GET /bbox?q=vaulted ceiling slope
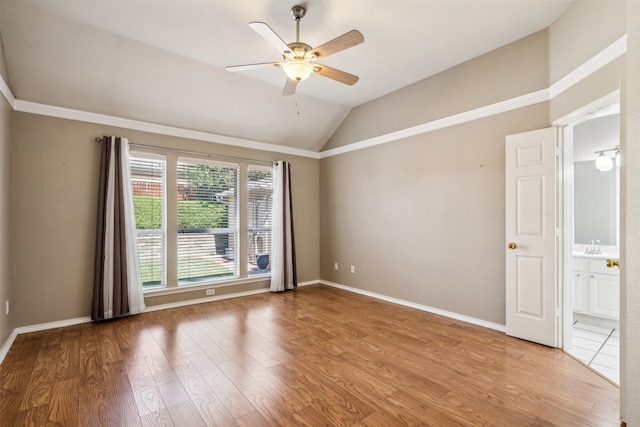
[0,1,573,152]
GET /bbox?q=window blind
[177,159,239,284]
[247,166,273,275]
[130,154,166,287]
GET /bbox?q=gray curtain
[270,161,297,292]
[92,136,145,320]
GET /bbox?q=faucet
[585,240,602,254]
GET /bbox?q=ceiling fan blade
[313,65,359,86]
[249,22,291,54]
[225,62,281,72]
[282,78,298,96]
[310,30,364,59]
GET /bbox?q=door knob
[606,259,619,268]
[508,242,517,249]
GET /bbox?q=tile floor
[568,320,619,384]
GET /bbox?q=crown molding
[13,100,320,159]
[549,35,627,99]
[0,74,15,109]
[0,36,626,161]
[319,88,550,159]
[320,35,627,159]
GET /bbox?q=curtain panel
[92,136,146,320]
[270,161,297,292]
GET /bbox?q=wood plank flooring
[0,284,619,426]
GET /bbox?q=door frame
[551,90,620,352]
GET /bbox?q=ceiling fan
[225,5,364,96]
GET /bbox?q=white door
[505,128,558,347]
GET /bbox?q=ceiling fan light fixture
[283,59,313,81]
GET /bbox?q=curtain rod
[95,137,276,166]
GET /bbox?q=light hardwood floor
[0,284,619,426]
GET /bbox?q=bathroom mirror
[573,113,620,246]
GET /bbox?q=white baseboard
[144,287,271,312]
[7,279,481,365]
[297,280,318,287]
[143,279,318,312]
[0,329,18,365]
[0,316,93,365]
[14,316,94,335]
[0,282,314,364]
[319,280,506,333]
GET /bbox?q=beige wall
[319,1,626,327]
[321,103,549,324]
[0,95,12,346]
[0,5,10,86]
[621,0,640,423]
[550,57,624,122]
[549,0,626,85]
[320,31,551,325]
[12,113,319,327]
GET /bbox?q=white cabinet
[572,271,586,313]
[573,256,619,320]
[589,274,620,318]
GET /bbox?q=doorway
[557,93,621,385]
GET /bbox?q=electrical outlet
[206,289,216,296]
[5,300,8,316]
[350,265,355,274]
[334,262,339,270]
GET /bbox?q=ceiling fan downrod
[291,5,305,43]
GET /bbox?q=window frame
[129,151,167,290]
[176,157,240,285]
[129,150,272,294]
[247,165,274,277]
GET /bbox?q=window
[129,151,271,291]
[177,159,239,284]
[130,154,166,288]
[247,166,273,275]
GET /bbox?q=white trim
[0,280,319,364]
[0,329,18,365]
[143,287,270,312]
[552,90,620,127]
[319,280,506,332]
[13,100,320,160]
[0,76,16,109]
[145,277,320,306]
[319,89,549,159]
[15,316,93,335]
[549,36,627,99]
[320,36,627,159]
[143,277,271,298]
[297,280,318,287]
[0,36,626,161]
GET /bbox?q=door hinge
[555,146,562,158]
[555,307,562,318]
[556,227,562,237]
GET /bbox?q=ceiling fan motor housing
[291,5,306,21]
[286,42,314,60]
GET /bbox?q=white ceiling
[0,0,574,152]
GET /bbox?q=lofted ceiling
[0,0,573,152]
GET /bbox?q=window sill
[143,275,271,298]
